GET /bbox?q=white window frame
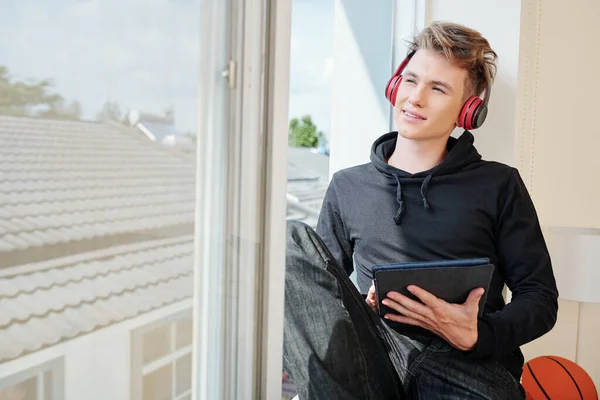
[0,358,64,400]
[194,0,291,398]
[257,1,293,397]
[131,310,194,400]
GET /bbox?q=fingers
[367,299,379,313]
[368,280,376,294]
[383,313,433,332]
[366,280,379,312]
[406,285,441,308]
[466,287,485,303]
[382,298,429,324]
[465,287,485,313]
[386,291,433,320]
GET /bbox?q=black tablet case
[373,258,495,318]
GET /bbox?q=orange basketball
[522,356,598,400]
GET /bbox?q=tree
[38,99,82,120]
[184,131,197,144]
[0,65,81,120]
[288,115,325,147]
[121,109,132,127]
[96,100,123,122]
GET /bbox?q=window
[132,312,193,400]
[283,0,335,398]
[0,359,63,400]
[1,0,292,397]
[1,1,202,398]
[285,0,334,230]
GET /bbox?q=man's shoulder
[331,162,375,183]
[324,163,377,203]
[471,159,516,183]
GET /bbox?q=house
[128,111,193,148]
[0,114,329,400]
[0,115,197,400]
[286,146,330,229]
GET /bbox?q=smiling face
[393,49,468,142]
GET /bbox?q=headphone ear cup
[472,104,488,130]
[386,76,402,105]
[458,96,483,130]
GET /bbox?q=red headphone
[385,51,490,130]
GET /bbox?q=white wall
[514,0,600,390]
[0,300,191,400]
[65,328,131,400]
[329,0,394,177]
[425,0,521,167]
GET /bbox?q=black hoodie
[316,130,559,380]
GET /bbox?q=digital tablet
[373,258,494,318]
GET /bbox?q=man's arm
[316,175,354,276]
[469,168,559,360]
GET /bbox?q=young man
[283,21,558,399]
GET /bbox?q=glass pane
[284,1,334,398]
[44,371,53,400]
[143,325,172,365]
[0,1,204,399]
[175,354,192,395]
[286,0,333,228]
[142,365,172,400]
[175,319,193,349]
[0,377,37,400]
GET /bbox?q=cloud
[291,37,303,54]
[1,0,202,132]
[1,0,333,135]
[288,0,334,135]
[322,57,334,80]
[69,1,102,17]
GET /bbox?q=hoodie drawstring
[421,174,432,210]
[393,174,404,225]
[393,174,432,225]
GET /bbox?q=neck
[387,134,449,174]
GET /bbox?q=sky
[0,0,334,136]
[289,0,334,137]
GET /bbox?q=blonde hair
[407,21,498,99]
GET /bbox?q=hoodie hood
[369,131,482,225]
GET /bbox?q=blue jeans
[283,220,526,400]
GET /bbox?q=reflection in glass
[175,354,192,396]
[0,377,37,400]
[143,365,172,400]
[0,1,200,399]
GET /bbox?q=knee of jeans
[287,219,310,233]
[286,219,314,245]
[286,220,322,271]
